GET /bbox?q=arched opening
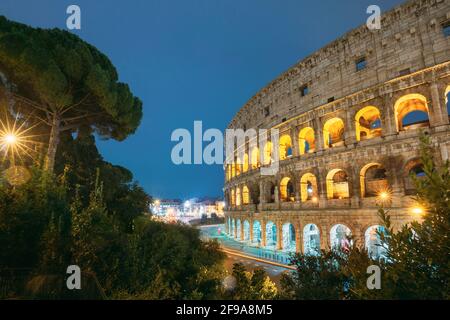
[298,127,315,154]
[265,221,277,249]
[360,163,389,198]
[404,159,425,195]
[227,217,231,235]
[231,219,235,237]
[280,177,295,202]
[250,147,260,169]
[263,141,273,165]
[394,94,430,132]
[303,224,320,255]
[279,134,293,160]
[231,189,235,206]
[330,224,352,250]
[242,185,250,205]
[243,220,250,241]
[235,156,241,176]
[231,163,236,178]
[265,181,276,203]
[226,165,231,181]
[242,153,249,173]
[323,118,345,148]
[326,169,350,199]
[236,219,241,240]
[365,225,388,259]
[282,223,296,252]
[300,173,318,202]
[235,187,241,206]
[355,106,382,141]
[252,221,262,245]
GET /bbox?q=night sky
[0,0,406,199]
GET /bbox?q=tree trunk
[45,113,61,173]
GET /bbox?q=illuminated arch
[303,224,320,255]
[282,223,296,252]
[252,221,262,245]
[235,156,241,176]
[242,153,249,172]
[298,127,315,155]
[243,220,250,241]
[300,173,318,202]
[360,163,388,198]
[404,159,425,195]
[394,94,429,131]
[231,163,236,178]
[263,141,273,165]
[280,177,295,202]
[279,134,293,160]
[330,224,352,250]
[242,185,250,205]
[250,147,260,169]
[355,106,382,141]
[231,189,235,206]
[326,169,349,199]
[226,165,231,181]
[235,187,241,206]
[365,225,388,259]
[323,118,345,148]
[265,181,276,203]
[265,221,277,249]
[236,219,241,240]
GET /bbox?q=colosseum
[223,0,450,259]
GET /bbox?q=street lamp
[411,206,424,217]
[3,133,17,145]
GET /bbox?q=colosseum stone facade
[223,0,450,258]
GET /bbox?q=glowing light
[378,191,389,200]
[411,206,424,216]
[0,115,39,165]
[4,134,17,145]
[312,196,318,203]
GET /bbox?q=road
[198,224,293,287]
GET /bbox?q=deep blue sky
[0,0,404,199]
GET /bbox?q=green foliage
[0,169,71,269]
[56,131,150,233]
[225,263,277,300]
[0,168,226,299]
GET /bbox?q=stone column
[234,220,237,238]
[317,169,328,208]
[295,222,303,253]
[314,117,324,151]
[240,221,245,240]
[259,180,265,205]
[430,81,449,126]
[320,224,329,250]
[249,220,254,243]
[349,167,361,208]
[276,221,283,251]
[291,125,300,157]
[261,220,267,247]
[382,94,397,137]
[344,108,357,145]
